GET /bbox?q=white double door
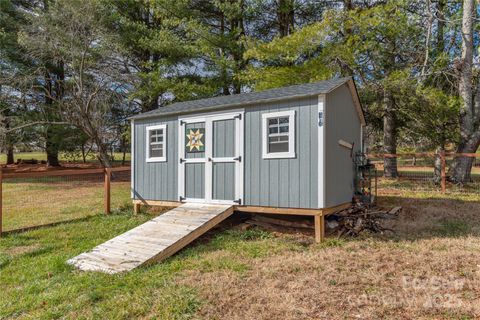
[178,111,244,204]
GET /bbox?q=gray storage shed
[130,77,365,214]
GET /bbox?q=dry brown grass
[175,193,480,319]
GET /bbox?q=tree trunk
[46,126,61,167]
[44,70,61,167]
[97,150,112,168]
[6,146,14,165]
[81,143,86,163]
[433,146,444,185]
[94,138,112,168]
[449,138,479,183]
[46,147,60,166]
[277,0,295,37]
[450,0,480,183]
[383,92,398,178]
[4,113,15,165]
[436,0,445,54]
[121,133,127,166]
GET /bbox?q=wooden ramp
[67,203,234,274]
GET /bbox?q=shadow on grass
[141,194,480,264]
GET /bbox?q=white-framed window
[262,110,295,159]
[146,124,167,162]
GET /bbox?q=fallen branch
[329,203,401,237]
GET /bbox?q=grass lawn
[1,187,480,319]
[2,178,131,231]
[378,177,480,195]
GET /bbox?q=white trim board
[178,108,245,121]
[145,124,167,162]
[130,119,135,199]
[261,110,296,159]
[177,111,244,205]
[317,94,326,208]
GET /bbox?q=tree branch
[4,121,71,133]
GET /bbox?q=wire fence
[1,153,477,235]
[367,153,480,194]
[0,167,131,235]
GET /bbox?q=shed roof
[131,77,365,124]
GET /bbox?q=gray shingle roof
[131,77,352,120]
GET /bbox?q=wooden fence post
[0,168,3,237]
[440,150,446,193]
[104,168,111,214]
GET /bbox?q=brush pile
[328,204,401,237]
[243,203,401,238]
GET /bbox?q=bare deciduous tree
[21,0,129,167]
[449,0,480,183]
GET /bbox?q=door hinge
[234,114,242,120]
[180,120,186,125]
[233,156,241,162]
[179,158,185,164]
[179,196,185,201]
[233,198,242,205]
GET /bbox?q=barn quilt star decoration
[185,128,205,152]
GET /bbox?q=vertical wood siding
[134,96,324,208]
[212,162,235,200]
[212,118,236,200]
[185,163,205,198]
[244,97,318,209]
[324,84,361,207]
[133,116,178,201]
[213,119,235,157]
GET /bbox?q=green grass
[0,212,199,319]
[2,176,480,318]
[0,152,131,164]
[2,179,131,231]
[377,178,480,202]
[436,220,471,237]
[0,210,299,319]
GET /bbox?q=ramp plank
[68,203,233,273]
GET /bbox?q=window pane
[279,117,289,124]
[269,127,278,134]
[150,146,163,158]
[268,136,279,143]
[150,129,163,142]
[279,125,289,133]
[149,128,165,158]
[268,142,289,153]
[268,118,278,125]
[269,135,288,143]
